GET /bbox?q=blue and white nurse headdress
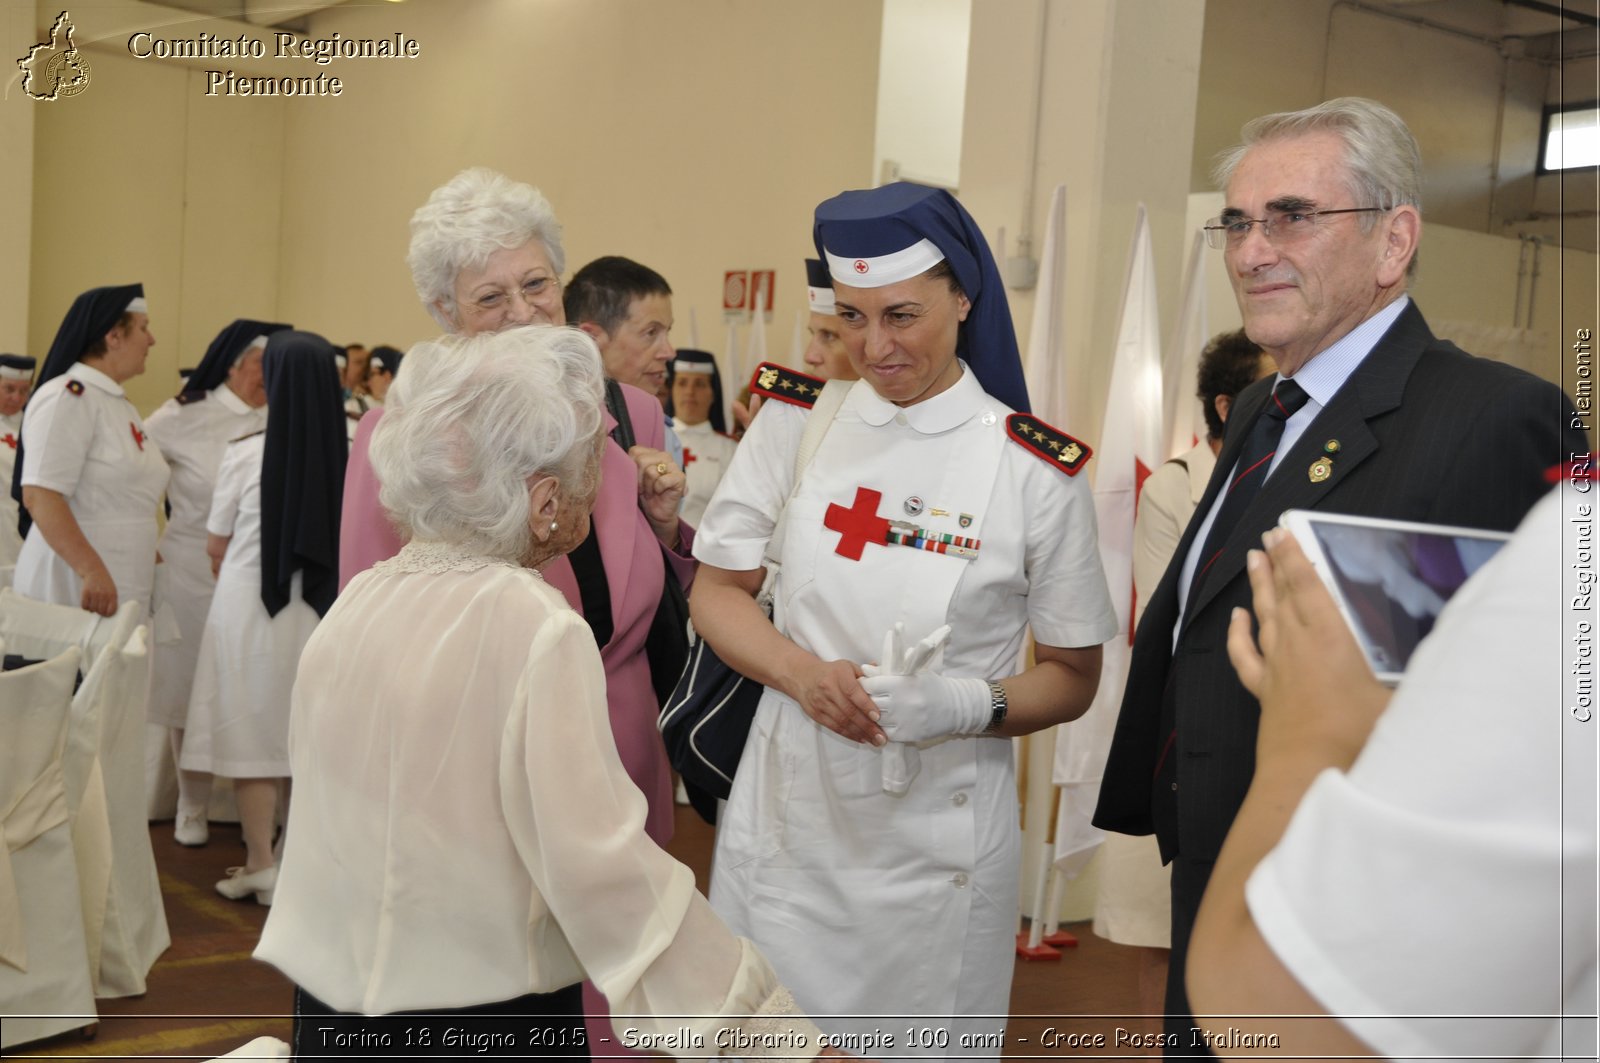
[813,182,1029,413]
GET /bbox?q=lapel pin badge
[1309,456,1333,483]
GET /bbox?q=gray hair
[407,168,567,331]
[1213,97,1422,220]
[370,325,604,561]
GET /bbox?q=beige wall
[276,0,882,375]
[1193,0,1555,241]
[25,0,882,413]
[1,5,38,356]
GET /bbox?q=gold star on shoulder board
[748,361,825,409]
[1005,413,1092,476]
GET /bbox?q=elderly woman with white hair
[258,325,830,1059]
[337,169,692,1047]
[340,169,689,846]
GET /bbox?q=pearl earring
[550,521,558,532]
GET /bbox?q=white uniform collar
[852,359,987,434]
[216,383,254,415]
[672,416,716,435]
[67,360,124,397]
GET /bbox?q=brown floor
[13,807,1158,1060]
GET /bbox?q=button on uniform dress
[693,365,1116,1053]
[14,362,169,615]
[143,385,268,729]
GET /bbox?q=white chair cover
[0,590,170,997]
[0,645,97,1049]
[208,1035,291,1059]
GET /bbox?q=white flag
[1020,190,1068,423]
[789,309,807,369]
[685,306,702,351]
[724,320,742,428]
[1052,204,1165,874]
[1162,229,1209,459]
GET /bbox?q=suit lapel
[1182,302,1431,630]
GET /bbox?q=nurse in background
[145,320,286,847]
[0,353,37,570]
[183,330,347,905]
[361,346,403,408]
[665,349,736,527]
[730,259,858,439]
[12,284,168,618]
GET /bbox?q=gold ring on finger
[655,462,668,475]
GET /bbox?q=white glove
[862,623,953,793]
[861,671,990,745]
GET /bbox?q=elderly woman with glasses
[690,183,1117,1056]
[258,326,831,1059]
[337,167,692,1044]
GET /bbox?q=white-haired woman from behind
[257,326,834,1060]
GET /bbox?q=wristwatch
[984,681,1008,735]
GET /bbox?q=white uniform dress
[0,409,23,570]
[181,434,320,778]
[14,362,169,615]
[672,416,738,527]
[693,365,1117,1055]
[143,385,267,728]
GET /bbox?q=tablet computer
[1278,509,1512,685]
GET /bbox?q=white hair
[371,325,604,561]
[407,168,566,331]
[1213,97,1423,217]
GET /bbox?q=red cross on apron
[823,486,890,561]
[682,447,697,467]
[130,423,145,450]
[1,433,16,450]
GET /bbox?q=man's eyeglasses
[1203,207,1388,250]
[464,275,561,317]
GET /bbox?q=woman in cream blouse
[256,325,831,1060]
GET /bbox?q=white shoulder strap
[764,379,851,569]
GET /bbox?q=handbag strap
[763,378,851,571]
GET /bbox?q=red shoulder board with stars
[749,361,824,408]
[1006,413,1091,476]
[65,380,85,396]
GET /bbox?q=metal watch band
[984,681,1008,734]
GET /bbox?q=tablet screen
[1304,519,1508,679]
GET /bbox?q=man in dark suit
[1093,97,1588,1056]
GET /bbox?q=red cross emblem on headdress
[853,259,869,274]
[1,433,16,450]
[823,486,890,561]
[130,423,145,451]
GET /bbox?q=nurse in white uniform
[0,353,37,571]
[144,320,285,845]
[666,348,738,527]
[182,329,348,905]
[691,183,1117,1057]
[13,284,169,618]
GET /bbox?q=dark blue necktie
[1188,378,1310,601]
